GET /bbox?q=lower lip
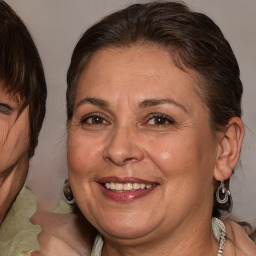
[98,184,157,202]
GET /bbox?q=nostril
[104,153,143,166]
[102,128,144,165]
[104,156,132,166]
[123,157,137,163]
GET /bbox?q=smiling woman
[66,2,256,256]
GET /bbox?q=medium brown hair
[67,1,242,216]
[0,0,47,157]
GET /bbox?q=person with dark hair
[0,1,93,255]
[0,0,47,224]
[0,0,47,253]
[66,1,256,255]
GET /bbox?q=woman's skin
[0,48,88,256]
[0,82,93,255]
[67,44,244,256]
[0,82,30,223]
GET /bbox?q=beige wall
[6,0,256,224]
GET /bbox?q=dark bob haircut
[0,0,47,157]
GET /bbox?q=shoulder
[0,187,41,255]
[224,220,256,256]
[30,210,96,256]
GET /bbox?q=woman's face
[68,45,222,242]
[0,83,30,223]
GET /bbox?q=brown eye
[147,114,174,125]
[81,114,108,125]
[90,116,105,124]
[152,117,168,125]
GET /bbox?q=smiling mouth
[98,178,158,201]
[104,182,157,192]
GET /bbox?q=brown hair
[0,0,47,157]
[66,1,242,217]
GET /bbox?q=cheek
[12,124,30,157]
[147,136,216,210]
[67,134,102,214]
[0,124,29,172]
[67,133,102,177]
[0,122,9,149]
[11,109,30,157]
[0,125,10,173]
[145,135,196,171]
[144,131,216,182]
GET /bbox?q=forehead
[76,44,201,102]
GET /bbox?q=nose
[103,125,144,166]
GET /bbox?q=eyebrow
[139,98,188,113]
[75,97,109,110]
[75,97,187,113]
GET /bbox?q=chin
[103,227,152,240]
[95,215,157,240]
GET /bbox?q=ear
[214,117,244,181]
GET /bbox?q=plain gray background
[6,0,256,225]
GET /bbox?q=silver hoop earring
[62,179,75,204]
[216,180,230,204]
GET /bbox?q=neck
[102,217,219,256]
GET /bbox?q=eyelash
[0,104,12,115]
[80,113,109,125]
[80,112,175,128]
[146,113,175,126]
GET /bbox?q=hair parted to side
[0,0,47,157]
[66,1,242,217]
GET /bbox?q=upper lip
[97,176,158,185]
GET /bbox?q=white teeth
[123,183,133,190]
[115,183,123,190]
[133,183,141,189]
[140,184,145,189]
[104,182,154,191]
[110,182,115,190]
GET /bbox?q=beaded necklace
[91,217,227,256]
[212,217,226,256]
